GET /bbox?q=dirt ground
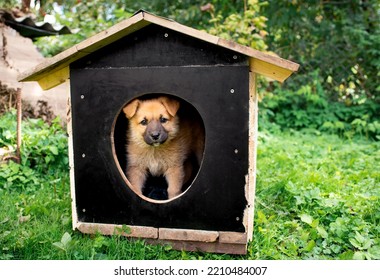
[1,23,67,121]
[0,81,56,122]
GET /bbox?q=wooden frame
[19,10,298,255]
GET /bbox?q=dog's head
[123,96,180,146]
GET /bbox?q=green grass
[251,131,380,260]
[1,111,379,260]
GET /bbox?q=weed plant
[0,111,379,260]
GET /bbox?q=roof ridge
[18,11,299,87]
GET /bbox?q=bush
[260,74,380,140]
[0,110,68,192]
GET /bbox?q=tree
[263,0,380,105]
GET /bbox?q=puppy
[123,96,204,200]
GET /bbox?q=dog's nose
[151,132,160,140]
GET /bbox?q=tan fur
[123,96,204,199]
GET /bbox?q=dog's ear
[160,97,180,117]
[123,99,140,119]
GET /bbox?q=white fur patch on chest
[147,158,166,176]
[129,147,171,176]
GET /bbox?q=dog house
[18,11,299,254]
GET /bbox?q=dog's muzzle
[144,121,168,146]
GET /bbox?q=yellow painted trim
[250,58,294,83]
[37,67,69,90]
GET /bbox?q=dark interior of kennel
[69,24,250,232]
[114,94,205,200]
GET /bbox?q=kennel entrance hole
[112,93,206,203]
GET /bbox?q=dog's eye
[140,118,148,126]
[160,117,168,124]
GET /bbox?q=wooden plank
[219,232,247,244]
[77,222,159,239]
[250,58,295,82]
[75,15,150,54]
[76,223,247,254]
[220,39,299,76]
[245,72,259,242]
[142,11,219,46]
[67,80,78,231]
[17,12,147,83]
[37,66,69,90]
[144,11,298,74]
[146,239,247,255]
[18,46,79,82]
[159,228,219,242]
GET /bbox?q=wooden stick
[16,88,22,164]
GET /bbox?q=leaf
[299,213,313,225]
[4,130,13,139]
[349,238,361,249]
[121,224,131,234]
[18,215,31,223]
[115,224,132,235]
[316,226,328,239]
[52,242,66,251]
[0,217,9,224]
[304,240,316,252]
[257,210,267,224]
[61,232,72,246]
[368,246,380,259]
[349,232,372,249]
[311,219,319,229]
[362,239,374,250]
[164,244,173,251]
[53,232,72,252]
[354,231,365,244]
[49,146,59,155]
[353,251,366,260]
[294,195,305,205]
[93,235,106,249]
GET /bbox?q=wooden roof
[18,10,299,90]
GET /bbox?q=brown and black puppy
[123,96,204,200]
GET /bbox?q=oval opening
[112,93,205,203]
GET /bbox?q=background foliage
[14,0,377,139]
[264,0,380,103]
[261,0,380,139]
